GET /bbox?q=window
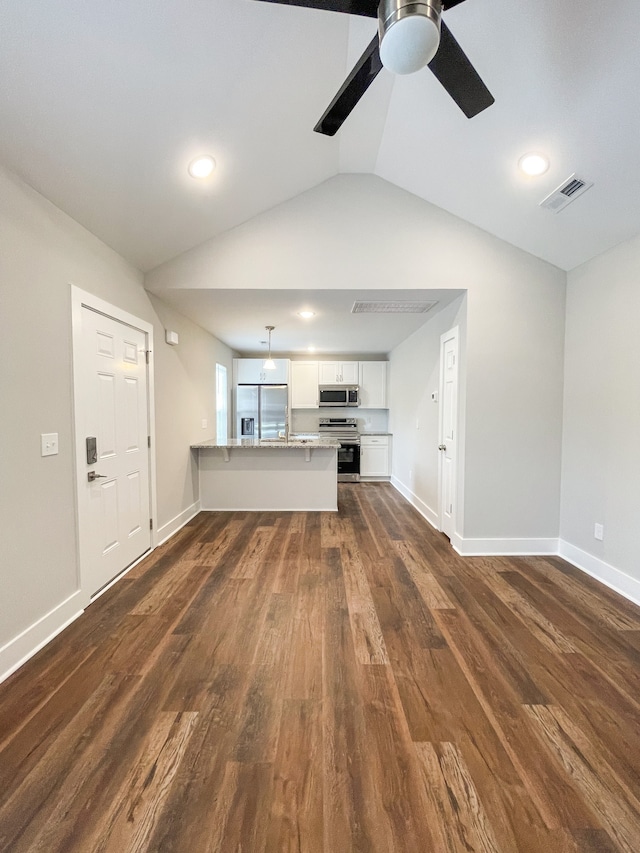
[215,363,228,443]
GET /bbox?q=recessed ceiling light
[518,152,550,177]
[188,155,216,179]
[298,311,315,319]
[307,346,316,352]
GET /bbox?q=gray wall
[149,174,567,543]
[0,166,234,663]
[560,231,640,584]
[389,296,467,527]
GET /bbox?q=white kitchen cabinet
[360,435,390,478]
[234,358,289,385]
[319,361,359,385]
[290,361,319,408]
[359,361,388,408]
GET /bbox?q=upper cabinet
[319,361,359,385]
[234,358,289,385]
[359,361,388,409]
[290,359,389,408]
[290,361,319,408]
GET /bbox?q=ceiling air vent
[540,173,594,213]
[351,301,437,314]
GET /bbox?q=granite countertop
[191,438,340,449]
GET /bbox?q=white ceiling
[152,288,464,355]
[2,0,640,350]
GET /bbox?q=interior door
[78,306,151,595]
[438,327,459,539]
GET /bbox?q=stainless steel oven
[319,417,360,482]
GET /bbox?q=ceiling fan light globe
[379,4,441,75]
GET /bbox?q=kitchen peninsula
[191,438,340,511]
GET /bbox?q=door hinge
[145,350,151,364]
[147,435,151,449]
[150,518,153,530]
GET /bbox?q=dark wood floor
[1,484,640,852]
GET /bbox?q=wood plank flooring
[1,483,639,852]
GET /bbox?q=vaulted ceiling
[2,0,639,278]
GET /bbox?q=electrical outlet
[594,523,604,541]
[41,433,59,457]
[201,419,208,429]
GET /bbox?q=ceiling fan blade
[253,0,377,17]
[314,35,382,136]
[428,21,494,118]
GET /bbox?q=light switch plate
[594,523,604,541]
[201,419,208,429]
[41,433,59,457]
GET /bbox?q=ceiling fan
[254,0,494,135]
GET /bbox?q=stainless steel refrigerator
[235,385,288,439]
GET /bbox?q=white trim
[70,285,157,602]
[452,535,559,556]
[157,500,201,546]
[559,540,640,607]
[391,476,439,530]
[0,591,84,685]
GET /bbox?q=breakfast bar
[191,438,339,511]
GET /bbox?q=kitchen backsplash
[291,408,389,434]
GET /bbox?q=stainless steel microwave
[319,385,359,407]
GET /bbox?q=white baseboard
[390,476,439,530]
[156,500,201,546]
[451,535,559,556]
[0,590,84,685]
[559,539,640,607]
[200,504,337,512]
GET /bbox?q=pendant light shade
[263,325,276,370]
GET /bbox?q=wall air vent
[540,173,594,213]
[351,301,437,314]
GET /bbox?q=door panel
[98,372,117,457]
[100,478,119,555]
[80,307,151,595]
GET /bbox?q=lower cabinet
[360,435,390,478]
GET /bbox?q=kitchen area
[191,357,391,511]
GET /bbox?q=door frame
[70,285,157,603]
[437,325,459,537]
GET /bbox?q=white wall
[0,166,233,678]
[389,296,466,528]
[147,294,235,530]
[149,174,567,547]
[560,232,640,599]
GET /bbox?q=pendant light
[263,325,276,370]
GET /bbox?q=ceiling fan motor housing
[379,0,442,75]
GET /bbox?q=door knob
[438,444,446,451]
[88,471,108,481]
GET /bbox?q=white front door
[438,327,459,539]
[76,303,152,595]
